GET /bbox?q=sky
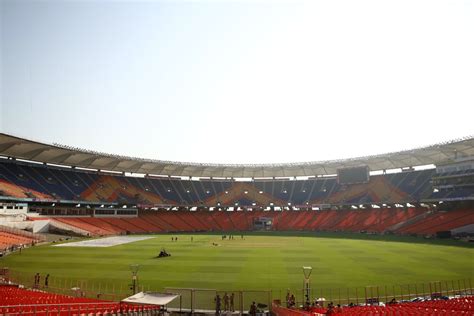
[1,0,473,164]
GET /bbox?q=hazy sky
[1,0,473,164]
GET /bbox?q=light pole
[130,264,140,294]
[303,266,312,308]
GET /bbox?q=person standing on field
[223,292,230,311]
[249,301,257,316]
[230,293,235,312]
[215,294,221,315]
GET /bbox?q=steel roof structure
[0,133,473,178]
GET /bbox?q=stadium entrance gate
[253,217,273,230]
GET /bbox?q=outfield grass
[1,233,472,298]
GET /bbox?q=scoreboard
[337,166,370,185]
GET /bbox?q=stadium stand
[0,160,445,206]
[0,232,35,251]
[394,209,474,235]
[0,285,160,315]
[273,297,474,316]
[0,226,43,253]
[26,206,469,237]
[0,136,472,237]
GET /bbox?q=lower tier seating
[0,285,159,315]
[31,208,473,237]
[273,296,474,316]
[0,232,38,252]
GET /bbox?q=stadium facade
[0,132,472,237]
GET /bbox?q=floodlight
[303,266,312,279]
[129,264,140,294]
[130,264,140,275]
[302,266,313,307]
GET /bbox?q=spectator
[33,273,40,289]
[326,304,335,315]
[249,301,257,316]
[286,290,291,308]
[289,294,296,307]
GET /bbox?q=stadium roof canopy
[0,133,473,178]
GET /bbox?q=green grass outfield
[1,232,473,298]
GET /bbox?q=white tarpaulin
[121,292,179,305]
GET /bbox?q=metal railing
[164,287,272,314]
[3,269,472,314]
[285,279,473,307]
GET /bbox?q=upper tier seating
[4,160,470,206]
